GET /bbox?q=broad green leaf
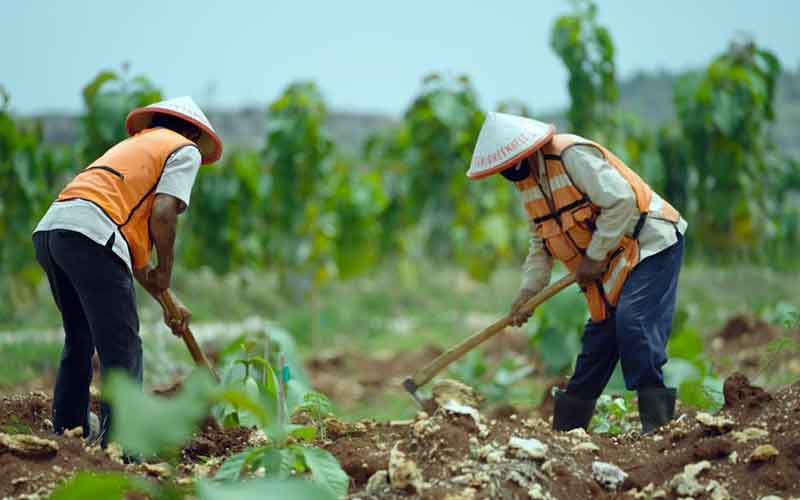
[197,478,335,500]
[215,450,252,481]
[289,425,317,442]
[50,472,148,500]
[286,379,310,415]
[300,446,350,500]
[663,358,701,388]
[218,385,270,427]
[259,447,296,479]
[667,326,705,365]
[106,370,217,456]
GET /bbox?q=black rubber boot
[637,387,677,434]
[552,388,597,431]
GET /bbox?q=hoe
[402,273,576,408]
[157,289,221,383]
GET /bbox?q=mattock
[157,289,221,383]
[402,274,576,408]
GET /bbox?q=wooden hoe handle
[158,289,221,383]
[408,273,576,391]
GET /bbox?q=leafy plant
[0,91,74,321]
[590,394,637,436]
[365,73,521,281]
[79,67,162,163]
[50,472,154,500]
[106,370,219,457]
[664,314,724,410]
[212,349,348,499]
[550,0,617,139]
[102,335,348,499]
[197,478,335,500]
[673,38,782,256]
[528,280,586,374]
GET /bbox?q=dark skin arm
[134,194,191,336]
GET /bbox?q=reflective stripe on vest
[515,134,681,322]
[57,128,194,269]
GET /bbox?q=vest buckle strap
[632,212,648,240]
[531,196,589,224]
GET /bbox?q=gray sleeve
[155,146,202,208]
[520,219,554,293]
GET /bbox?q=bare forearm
[152,213,176,273]
[149,195,181,290]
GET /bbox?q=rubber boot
[637,387,677,434]
[552,388,597,431]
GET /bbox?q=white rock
[572,442,600,453]
[566,428,590,440]
[695,413,735,433]
[508,437,548,460]
[0,432,59,458]
[413,418,440,438]
[669,461,711,496]
[106,442,124,464]
[141,462,172,478]
[592,461,628,490]
[442,401,482,427]
[626,483,668,499]
[432,379,484,408]
[748,444,779,463]
[248,429,269,447]
[365,470,389,495]
[706,480,731,500]
[64,426,84,439]
[728,451,738,464]
[731,427,769,443]
[541,459,557,479]
[442,487,477,500]
[388,443,423,493]
[528,482,553,500]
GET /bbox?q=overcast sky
[2,1,798,116]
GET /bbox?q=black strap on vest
[532,197,589,224]
[632,212,648,240]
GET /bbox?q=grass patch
[1,415,32,434]
[0,339,61,387]
[1,261,798,397]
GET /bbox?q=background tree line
[2,0,799,322]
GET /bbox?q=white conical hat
[126,96,223,165]
[467,112,555,179]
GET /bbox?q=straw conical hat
[467,112,555,179]
[126,96,223,165]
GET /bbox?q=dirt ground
[306,328,540,413]
[710,314,800,383]
[1,316,798,499]
[0,391,254,499]
[1,372,798,499]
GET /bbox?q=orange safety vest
[516,134,681,322]
[57,128,195,269]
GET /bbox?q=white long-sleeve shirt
[34,145,202,273]
[519,145,688,292]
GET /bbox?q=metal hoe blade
[402,377,426,409]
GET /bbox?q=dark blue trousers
[33,229,142,444]
[566,234,684,399]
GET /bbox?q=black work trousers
[33,229,142,445]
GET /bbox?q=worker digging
[468,112,687,434]
[31,97,223,451]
